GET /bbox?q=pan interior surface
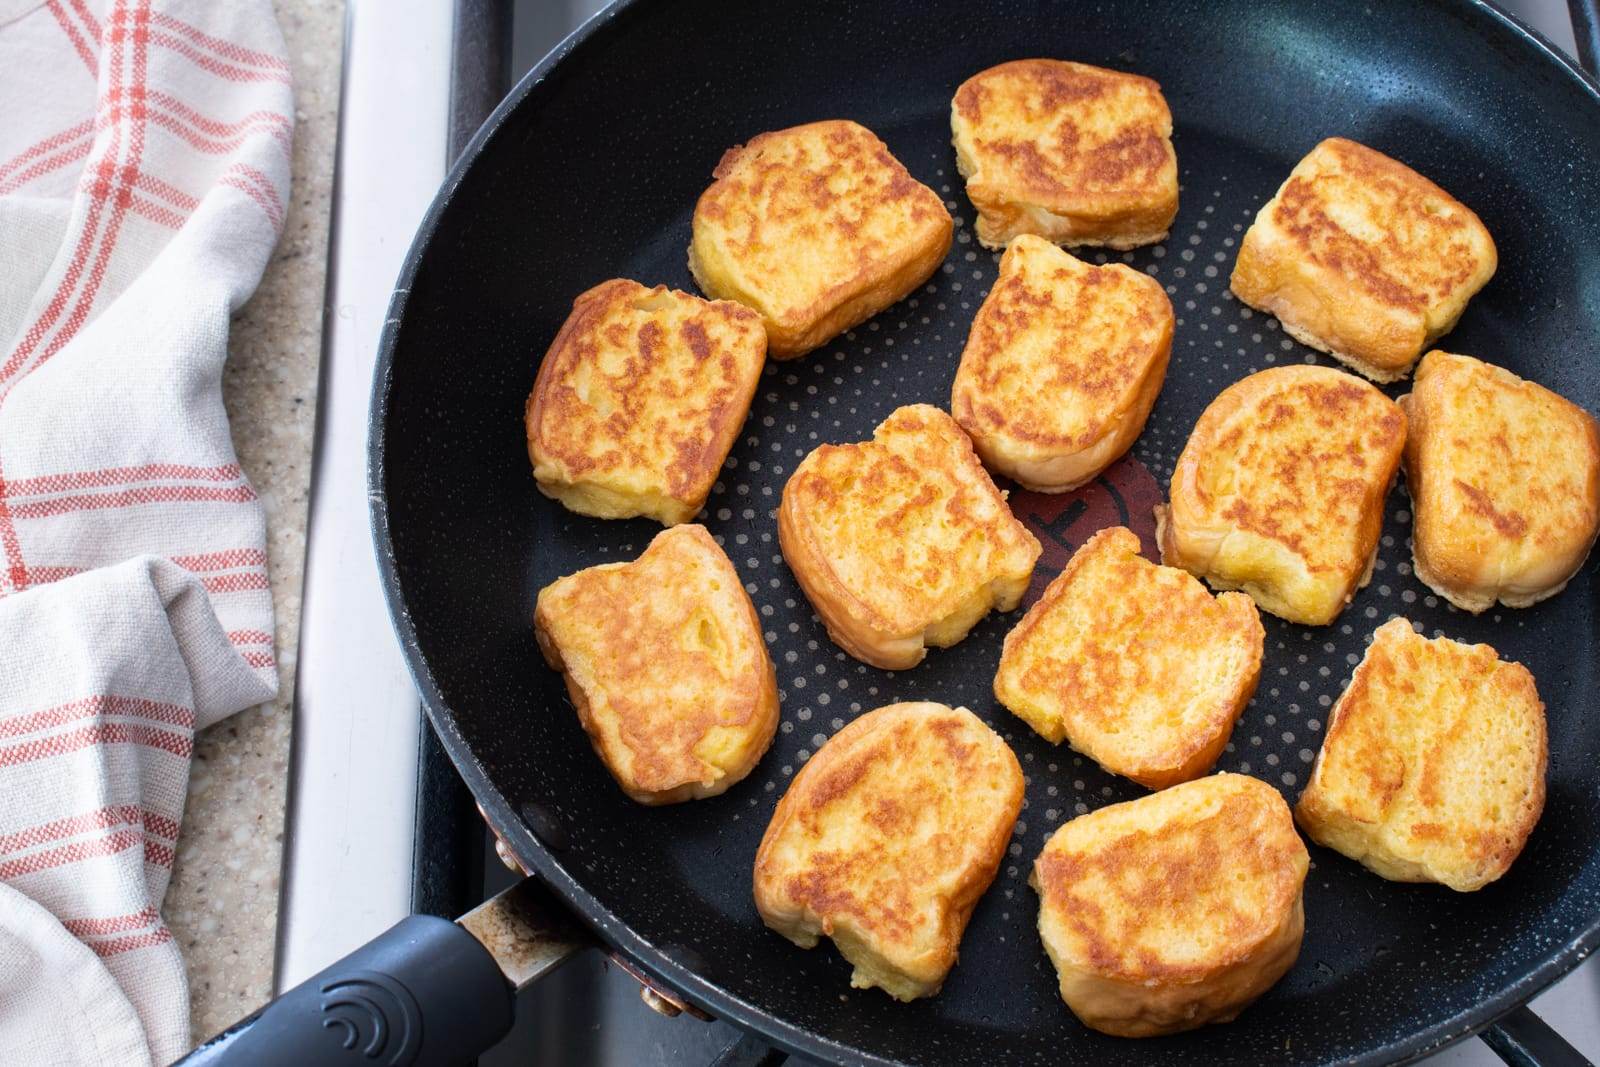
[374,1,1600,1063]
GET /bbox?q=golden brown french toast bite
[1231,138,1497,382]
[533,525,779,804]
[689,120,952,359]
[950,59,1178,250]
[1032,773,1308,1037]
[995,527,1262,789]
[778,404,1041,669]
[1401,350,1600,612]
[526,279,766,526]
[1296,618,1547,892]
[1156,365,1406,625]
[753,702,1023,1001]
[950,235,1172,492]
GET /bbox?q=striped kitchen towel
[0,1,291,1062]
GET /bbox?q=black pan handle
[174,914,515,1066]
[1570,0,1600,76]
[176,876,589,1065]
[1481,1005,1596,1067]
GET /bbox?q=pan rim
[366,1,1600,1063]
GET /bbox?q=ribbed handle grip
[175,915,515,1066]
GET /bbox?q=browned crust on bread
[951,235,1172,491]
[996,527,1263,789]
[533,525,779,804]
[1295,618,1547,891]
[1401,350,1600,612]
[753,702,1024,999]
[951,59,1178,249]
[1032,773,1307,1036]
[1160,364,1406,625]
[525,279,767,525]
[689,120,953,358]
[778,404,1040,669]
[1230,138,1497,381]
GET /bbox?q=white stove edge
[276,0,1598,1061]
[273,0,449,993]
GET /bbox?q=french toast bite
[1032,773,1308,1037]
[689,120,952,359]
[950,59,1178,250]
[753,702,1023,1001]
[995,527,1263,789]
[526,279,766,526]
[779,404,1041,669]
[1401,350,1600,612]
[533,525,779,804]
[1156,365,1406,626]
[950,235,1172,492]
[1231,138,1497,382]
[1296,618,1547,892]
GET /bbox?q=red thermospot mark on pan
[1009,453,1162,608]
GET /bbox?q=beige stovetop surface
[163,0,342,1044]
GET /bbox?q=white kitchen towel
[0,0,291,1062]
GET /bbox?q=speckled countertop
[163,0,343,1046]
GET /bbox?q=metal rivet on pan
[609,952,711,1021]
[639,985,684,1018]
[520,800,571,851]
[493,834,524,874]
[475,802,528,873]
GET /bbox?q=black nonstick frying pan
[185,1,1600,1064]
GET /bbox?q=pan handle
[1570,0,1600,76]
[1481,1005,1596,1067]
[174,914,513,1065]
[175,877,588,1066]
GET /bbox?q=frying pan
[183,1,1600,1064]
